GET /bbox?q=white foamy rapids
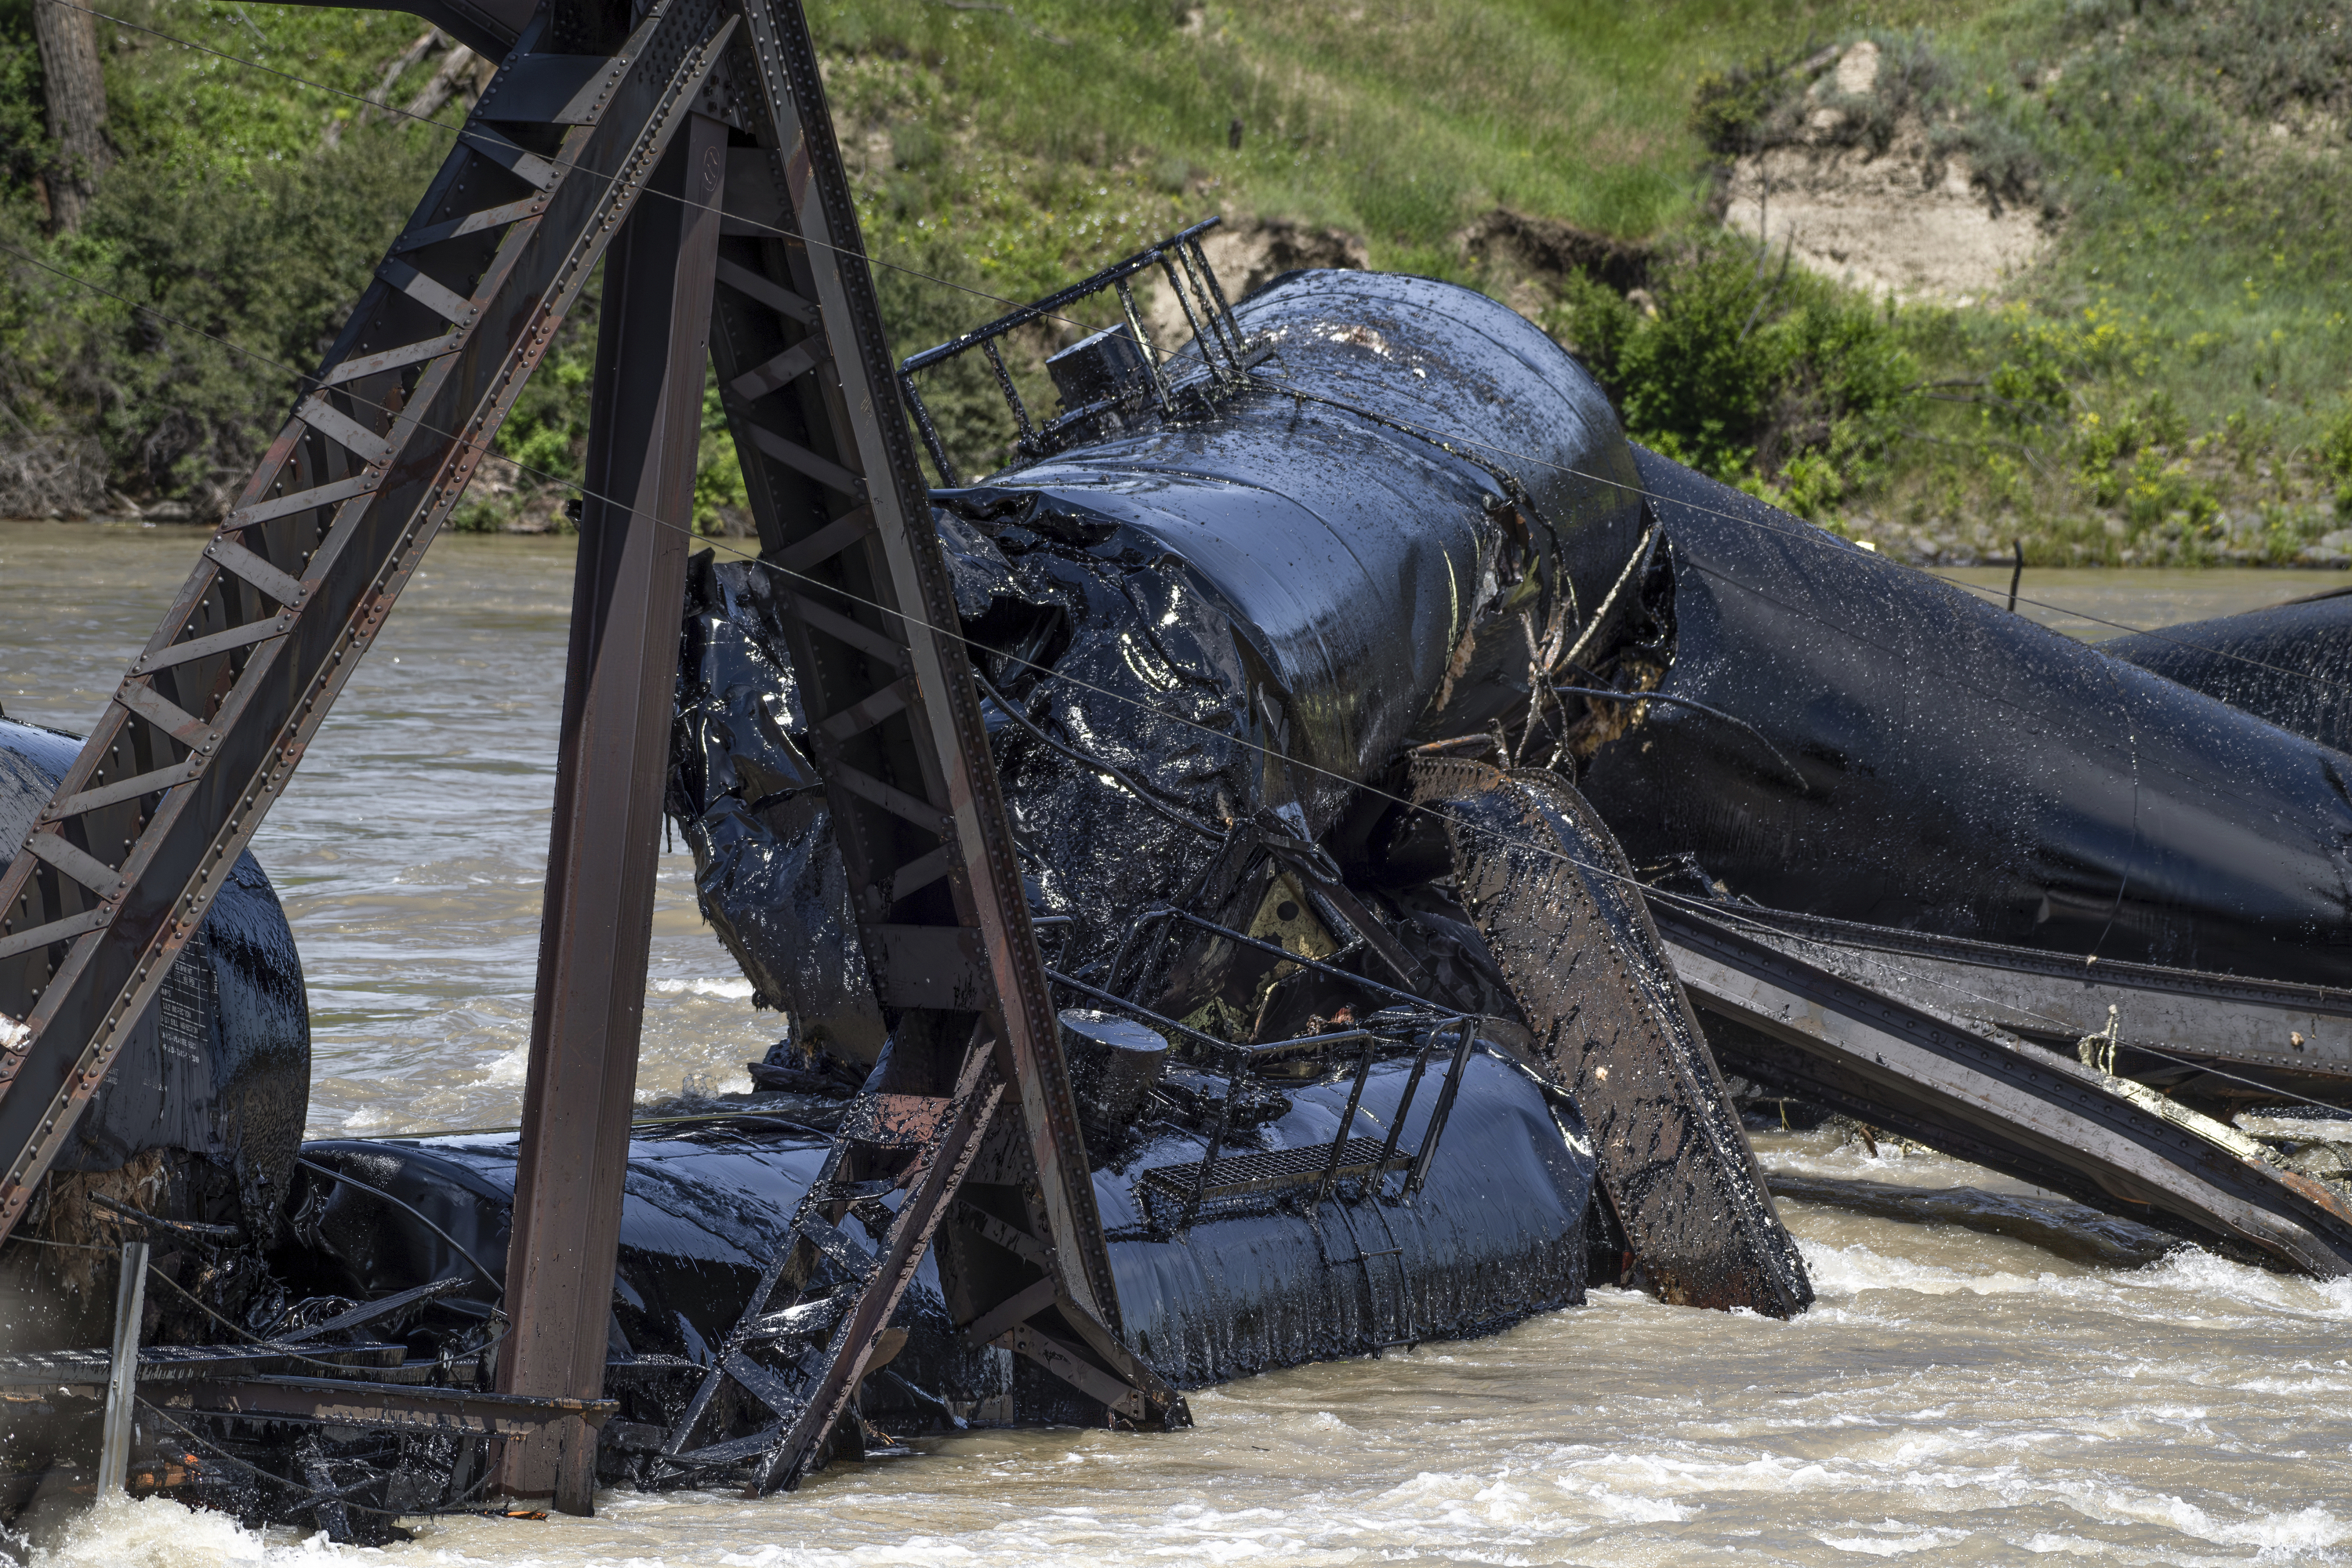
[1800,1230,2352,1322]
[335,1103,397,1134]
[649,977,757,1000]
[481,1040,532,1087]
[29,1494,285,1565]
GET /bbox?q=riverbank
[13,507,2352,570]
[5,1,2347,553]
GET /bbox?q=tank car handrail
[897,215,1226,376]
[894,217,1245,484]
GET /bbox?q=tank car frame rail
[1415,759,1813,1317]
[1650,897,2352,1276]
[1679,903,2352,1098]
[0,0,1174,1520]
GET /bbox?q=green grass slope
[0,0,2343,563]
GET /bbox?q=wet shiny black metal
[670,554,887,1063]
[2103,586,2352,756]
[979,267,1645,817]
[280,1050,1592,1465]
[680,268,1650,1040]
[0,718,309,1240]
[1576,452,2352,988]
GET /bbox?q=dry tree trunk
[32,0,111,231]
[325,26,442,147]
[398,42,488,122]
[372,25,445,114]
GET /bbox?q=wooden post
[96,1238,147,1494]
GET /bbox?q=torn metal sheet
[669,554,887,1064]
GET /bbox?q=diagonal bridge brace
[601,0,1187,1497]
[0,0,738,1247]
[0,0,1182,1515]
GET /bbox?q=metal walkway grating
[1136,1135,1408,1215]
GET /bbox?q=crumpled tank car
[677,256,2352,1310]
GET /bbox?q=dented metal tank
[674,270,1650,1053]
[0,717,310,1248]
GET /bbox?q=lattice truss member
[0,0,1181,1500]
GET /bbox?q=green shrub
[694,370,748,535]
[0,124,445,512]
[1817,32,1947,158]
[0,3,48,194]
[1689,59,1801,158]
[1550,240,1919,516]
[2320,397,2352,518]
[2119,449,2216,532]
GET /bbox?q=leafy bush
[695,371,749,534]
[1689,56,1807,159]
[0,125,445,515]
[2321,397,2352,518]
[0,1,49,194]
[1548,240,1919,517]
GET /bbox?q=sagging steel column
[495,111,728,1513]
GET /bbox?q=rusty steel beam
[654,0,1180,1484]
[495,110,731,1514]
[711,0,1121,1329]
[0,0,1168,1504]
[1416,757,1813,1318]
[156,1376,618,1441]
[0,1341,405,1392]
[0,0,735,1250]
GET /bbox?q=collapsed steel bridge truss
[0,0,1176,1513]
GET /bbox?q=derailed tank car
[684,242,2352,1301]
[674,268,1653,1058]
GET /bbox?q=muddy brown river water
[5,522,2351,1565]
